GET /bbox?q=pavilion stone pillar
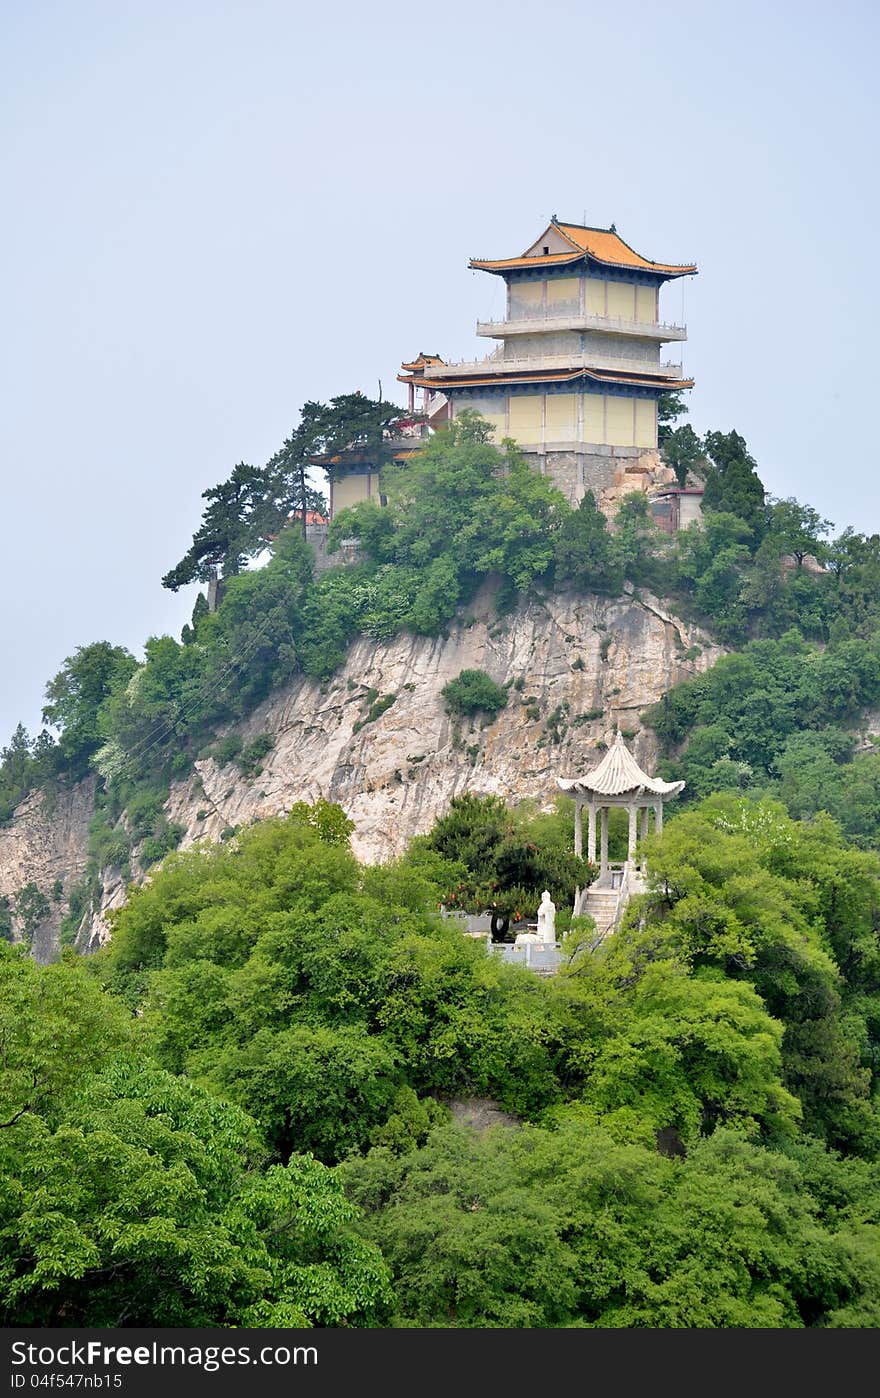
[600,807,608,874]
[587,803,597,864]
[655,801,663,836]
[574,800,583,859]
[640,806,650,872]
[627,805,638,865]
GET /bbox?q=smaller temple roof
[558,733,685,799]
[399,352,446,373]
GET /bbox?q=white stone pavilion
[558,733,684,929]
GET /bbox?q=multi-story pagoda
[399,217,696,502]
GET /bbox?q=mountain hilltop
[4,411,880,963]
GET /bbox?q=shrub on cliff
[441,669,508,722]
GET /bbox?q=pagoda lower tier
[399,363,692,451]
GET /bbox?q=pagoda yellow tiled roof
[398,365,694,392]
[470,220,696,278]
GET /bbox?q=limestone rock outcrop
[165,582,720,866]
[0,778,95,963]
[2,585,723,959]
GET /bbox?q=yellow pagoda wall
[331,472,381,517]
[508,275,658,324]
[508,395,543,444]
[461,391,656,450]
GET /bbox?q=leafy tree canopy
[42,642,137,777]
[342,1121,880,1328]
[766,496,834,565]
[161,393,407,591]
[701,430,767,542]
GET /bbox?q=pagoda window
[635,283,658,324]
[634,397,656,447]
[509,280,544,319]
[545,393,578,442]
[508,393,544,444]
[606,394,636,446]
[546,277,580,316]
[585,277,606,316]
[583,391,605,442]
[606,281,637,321]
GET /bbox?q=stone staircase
[577,885,621,940]
[574,864,647,944]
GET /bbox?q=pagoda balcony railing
[476,312,687,342]
[422,352,684,381]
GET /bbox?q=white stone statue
[514,929,540,947]
[536,890,556,945]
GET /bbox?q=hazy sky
[2,0,878,742]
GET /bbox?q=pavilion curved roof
[558,732,685,799]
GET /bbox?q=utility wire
[114,609,284,773]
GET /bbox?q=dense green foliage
[343,1125,880,1328]
[410,792,592,921]
[639,795,880,1152]
[96,806,580,1154]
[7,390,880,1327]
[0,724,57,827]
[1,791,867,1327]
[0,943,391,1327]
[644,629,880,845]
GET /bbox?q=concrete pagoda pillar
[627,805,638,864]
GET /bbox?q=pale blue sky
[2,0,878,740]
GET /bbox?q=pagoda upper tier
[469,217,696,280]
[400,217,696,396]
[398,216,696,462]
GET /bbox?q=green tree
[42,642,136,777]
[612,491,668,588]
[414,792,591,919]
[263,400,329,541]
[701,430,766,542]
[766,497,834,566]
[656,389,690,444]
[1,1053,392,1326]
[661,423,704,488]
[554,490,623,592]
[342,1119,880,1327]
[640,795,878,1152]
[0,725,56,825]
[12,885,50,946]
[162,461,275,591]
[377,413,564,588]
[317,391,413,465]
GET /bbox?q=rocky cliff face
[164,580,721,863]
[0,778,95,963]
[3,586,723,958]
